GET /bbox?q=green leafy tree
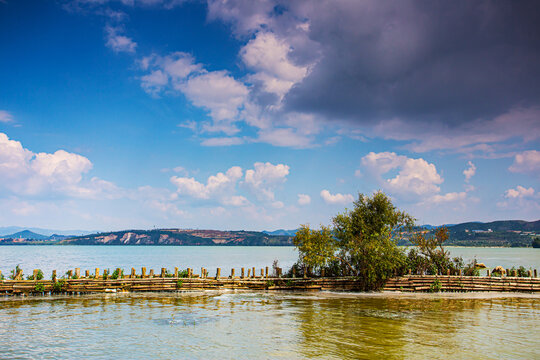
[293,225,336,274]
[532,237,540,248]
[293,191,415,290]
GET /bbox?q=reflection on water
[0,292,538,359]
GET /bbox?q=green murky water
[1,291,538,359]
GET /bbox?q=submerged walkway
[1,266,539,295]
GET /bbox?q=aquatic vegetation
[52,280,65,293]
[26,269,44,280]
[9,265,23,280]
[429,279,442,292]
[110,268,123,279]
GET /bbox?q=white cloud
[0,132,118,199]
[361,152,443,196]
[427,191,467,204]
[256,127,314,148]
[241,32,309,100]
[505,185,535,199]
[200,137,244,146]
[463,161,476,182]
[105,25,137,53]
[140,52,202,94]
[222,195,250,207]
[297,193,311,205]
[141,70,169,95]
[509,150,540,176]
[245,162,289,201]
[0,110,13,123]
[171,165,243,200]
[181,71,249,123]
[320,190,354,205]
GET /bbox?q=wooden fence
[0,267,538,296]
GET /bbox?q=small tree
[532,237,540,248]
[411,227,452,274]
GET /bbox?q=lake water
[0,291,538,359]
[0,246,538,278]
[1,246,539,359]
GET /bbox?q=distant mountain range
[0,220,538,246]
[0,226,94,237]
[263,229,298,236]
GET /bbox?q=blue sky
[0,0,539,231]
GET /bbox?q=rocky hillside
[59,229,293,246]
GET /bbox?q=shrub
[463,259,480,276]
[110,268,123,280]
[176,280,183,288]
[9,265,23,280]
[34,283,45,292]
[430,278,442,292]
[266,280,275,287]
[52,280,65,293]
[517,266,528,277]
[178,269,189,278]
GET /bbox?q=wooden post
[459,269,462,276]
[261,269,264,277]
[231,268,235,278]
[216,268,221,279]
[528,270,533,278]
[174,267,178,278]
[534,269,537,278]
[247,269,251,278]
[141,267,146,278]
[161,268,166,278]
[487,269,490,277]
[303,266,307,279]
[85,270,90,278]
[67,270,73,279]
[0,270,2,280]
[408,269,412,275]
[103,269,108,279]
[252,267,255,278]
[131,268,136,278]
[201,267,205,279]
[95,268,99,278]
[188,268,192,278]
[292,267,296,278]
[116,268,122,279]
[33,269,39,280]
[265,267,268,278]
[75,268,80,278]
[241,268,245,278]
[512,269,517,277]
[149,269,154,278]
[447,269,450,276]
[321,268,325,278]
